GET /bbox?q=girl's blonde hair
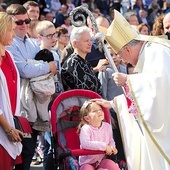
[77,100,116,132]
[0,12,13,42]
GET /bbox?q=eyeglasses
[41,32,57,39]
[60,34,69,38]
[15,18,31,25]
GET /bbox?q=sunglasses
[41,32,58,39]
[15,18,31,25]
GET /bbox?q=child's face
[106,45,121,67]
[86,102,104,126]
[40,27,57,48]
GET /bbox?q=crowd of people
[0,0,170,169]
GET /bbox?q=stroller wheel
[119,160,128,170]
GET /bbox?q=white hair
[70,26,92,47]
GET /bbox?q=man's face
[163,14,170,34]
[14,14,30,39]
[27,6,39,20]
[118,45,138,66]
[61,5,68,14]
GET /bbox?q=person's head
[106,43,120,68]
[23,1,40,20]
[124,11,139,26]
[152,14,165,36]
[39,13,45,21]
[117,39,143,66]
[163,12,170,34]
[139,9,147,19]
[138,23,150,35]
[56,27,69,46]
[152,4,159,13]
[79,100,104,127]
[45,12,54,22]
[87,15,110,35]
[92,8,103,17]
[70,26,92,57]
[0,3,7,12]
[96,16,110,28]
[0,12,15,46]
[134,0,143,8]
[61,4,68,14]
[6,4,31,39]
[27,20,39,38]
[108,7,115,21]
[63,14,71,26]
[36,20,57,49]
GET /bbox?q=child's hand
[105,145,113,155]
[111,147,118,155]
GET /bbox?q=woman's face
[74,31,92,56]
[1,21,16,46]
[140,25,149,35]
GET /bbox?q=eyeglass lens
[15,18,31,25]
[42,32,57,39]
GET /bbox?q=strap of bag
[14,116,32,133]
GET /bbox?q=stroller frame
[49,89,126,170]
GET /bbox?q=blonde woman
[0,12,23,170]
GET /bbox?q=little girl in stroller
[78,100,120,170]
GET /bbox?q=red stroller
[49,89,125,170]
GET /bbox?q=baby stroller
[49,89,127,170]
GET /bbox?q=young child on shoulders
[78,100,120,170]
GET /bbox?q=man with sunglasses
[6,4,57,170]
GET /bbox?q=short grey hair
[70,26,92,47]
[126,39,141,47]
[124,11,136,22]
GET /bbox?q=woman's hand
[7,128,24,142]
